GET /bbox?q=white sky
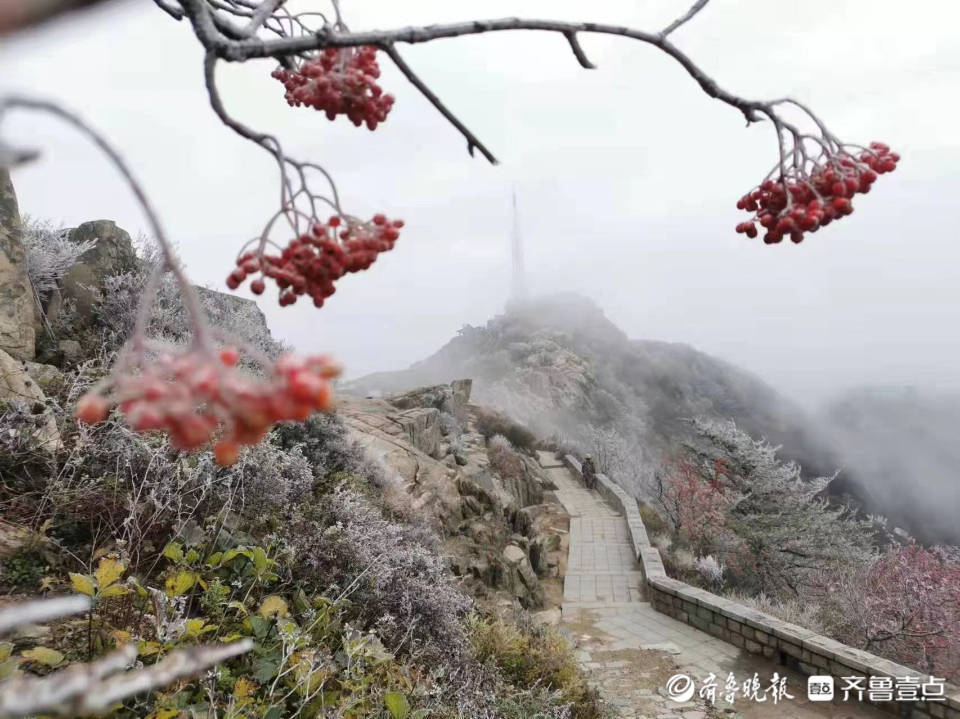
[2,0,959,407]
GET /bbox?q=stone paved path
[538,451,887,719]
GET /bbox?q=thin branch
[660,0,711,38]
[244,0,284,37]
[564,31,596,69]
[153,0,185,21]
[381,43,498,164]
[176,10,765,125]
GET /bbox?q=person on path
[582,454,597,491]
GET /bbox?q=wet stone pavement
[537,451,889,719]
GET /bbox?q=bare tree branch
[661,0,711,38]
[564,31,596,69]
[381,43,498,165]
[174,8,765,125]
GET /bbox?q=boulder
[0,169,35,360]
[393,407,442,457]
[502,544,527,566]
[59,220,138,326]
[0,348,61,451]
[23,361,64,395]
[450,379,472,407]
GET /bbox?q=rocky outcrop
[58,220,138,327]
[340,383,568,611]
[0,348,61,450]
[0,169,35,360]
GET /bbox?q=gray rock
[57,339,83,365]
[450,378,472,407]
[392,407,442,457]
[502,544,526,565]
[0,169,35,360]
[0,348,61,450]
[59,220,138,326]
[23,361,64,395]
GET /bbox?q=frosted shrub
[438,410,461,437]
[726,591,826,635]
[21,217,96,301]
[285,488,472,660]
[694,554,725,588]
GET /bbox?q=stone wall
[562,455,960,719]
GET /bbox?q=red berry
[76,394,109,424]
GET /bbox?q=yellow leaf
[184,618,205,637]
[0,643,12,661]
[233,676,257,699]
[94,557,126,589]
[21,646,65,666]
[99,584,131,598]
[162,542,184,563]
[69,572,95,597]
[146,709,181,719]
[165,571,196,597]
[110,630,131,647]
[258,595,289,619]
[137,641,163,657]
[38,576,57,592]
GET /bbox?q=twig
[564,31,596,69]
[660,0,711,38]
[381,43,497,164]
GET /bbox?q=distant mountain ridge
[344,293,838,492]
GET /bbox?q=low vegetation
[649,417,960,680]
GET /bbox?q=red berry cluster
[735,142,899,244]
[75,350,341,466]
[227,214,403,308]
[271,46,395,130]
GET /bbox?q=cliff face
[339,380,568,616]
[345,293,837,494]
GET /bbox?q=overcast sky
[2,0,959,407]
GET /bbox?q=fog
[2,0,960,411]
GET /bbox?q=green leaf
[222,548,252,564]
[185,549,200,564]
[162,542,184,563]
[0,659,18,680]
[21,646,65,667]
[252,546,269,574]
[252,655,280,683]
[384,692,410,719]
[206,551,223,567]
[69,572,95,597]
[247,615,273,639]
[0,643,12,661]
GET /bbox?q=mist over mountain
[345,293,837,486]
[346,293,960,545]
[819,387,960,545]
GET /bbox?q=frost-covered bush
[488,433,526,484]
[438,410,461,437]
[725,591,826,635]
[21,217,96,301]
[693,554,725,589]
[284,488,472,660]
[272,411,386,490]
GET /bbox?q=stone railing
[563,455,960,719]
